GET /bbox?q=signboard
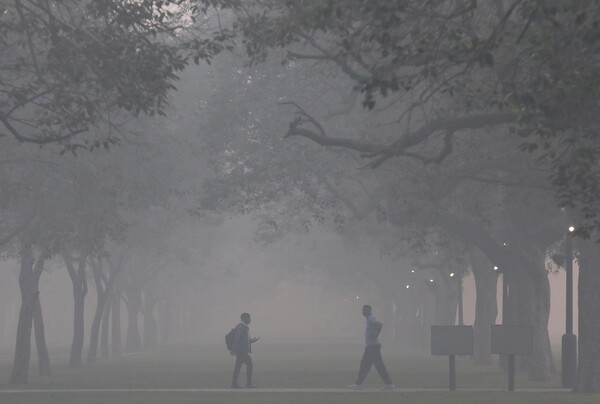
[431,326,473,356]
[491,325,533,355]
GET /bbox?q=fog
[2,0,599,395]
[0,214,578,350]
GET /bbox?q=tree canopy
[0,0,236,149]
[236,0,600,236]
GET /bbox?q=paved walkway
[0,387,572,393]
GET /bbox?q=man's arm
[374,321,383,339]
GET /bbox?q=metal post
[449,355,456,391]
[499,272,509,371]
[457,276,464,326]
[561,233,577,387]
[508,354,515,391]
[502,272,508,324]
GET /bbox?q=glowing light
[411,269,415,273]
[493,266,499,271]
[503,242,508,246]
[449,272,455,278]
[429,279,434,283]
[568,226,575,233]
[356,296,359,300]
[406,285,410,289]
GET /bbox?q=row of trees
[2,0,600,394]
[0,0,240,384]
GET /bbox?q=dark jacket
[232,323,251,355]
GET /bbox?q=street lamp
[493,265,508,325]
[452,272,464,326]
[562,226,577,388]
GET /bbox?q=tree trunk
[87,258,107,363]
[574,239,600,392]
[158,290,173,346]
[100,297,111,359]
[509,265,552,381]
[428,278,457,325]
[63,250,88,368]
[111,288,122,357]
[396,283,427,351]
[10,268,36,383]
[0,305,6,347]
[143,304,158,350]
[10,242,46,384]
[470,250,498,365]
[125,290,142,353]
[33,297,50,376]
[87,292,106,363]
[70,288,86,367]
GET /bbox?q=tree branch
[283,105,520,167]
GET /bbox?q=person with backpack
[229,312,259,389]
[347,305,395,390]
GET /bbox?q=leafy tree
[0,0,236,149]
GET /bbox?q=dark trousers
[232,352,253,387]
[355,344,392,385]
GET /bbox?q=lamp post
[450,272,464,325]
[562,226,577,388]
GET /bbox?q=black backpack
[225,327,236,351]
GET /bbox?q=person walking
[348,305,395,390]
[230,312,259,389]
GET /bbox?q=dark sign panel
[431,325,474,356]
[491,325,533,355]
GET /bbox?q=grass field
[0,342,597,403]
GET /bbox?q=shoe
[246,385,257,388]
[231,385,243,389]
[347,383,362,390]
[381,384,395,390]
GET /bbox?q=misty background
[3,1,600,394]
[0,215,579,349]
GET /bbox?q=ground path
[0,387,571,393]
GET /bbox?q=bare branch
[283,105,520,168]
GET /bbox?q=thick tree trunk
[509,265,552,381]
[87,293,106,363]
[10,276,36,384]
[574,240,600,392]
[63,250,88,368]
[33,298,50,376]
[469,251,498,365]
[70,289,86,367]
[158,291,173,346]
[142,280,160,350]
[111,288,122,357]
[143,304,158,350]
[428,278,457,326]
[0,305,6,347]
[10,242,45,384]
[100,297,111,359]
[396,283,428,351]
[87,258,107,363]
[125,290,142,353]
